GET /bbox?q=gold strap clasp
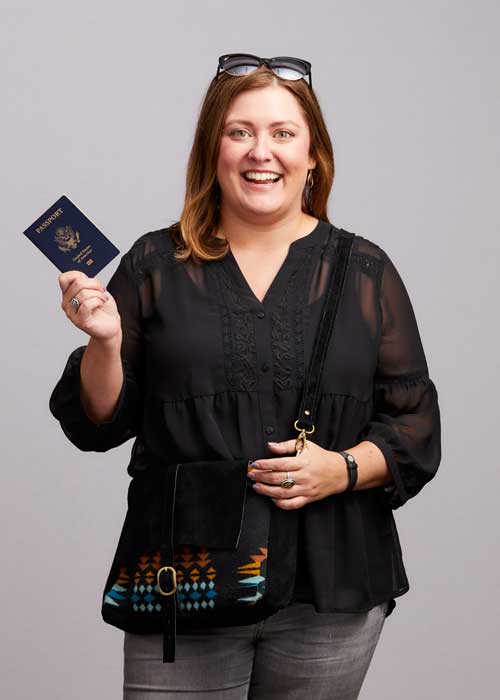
[293,419,315,456]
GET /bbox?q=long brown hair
[170,65,335,263]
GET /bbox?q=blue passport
[23,194,120,276]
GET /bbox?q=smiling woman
[167,57,334,264]
[49,53,441,700]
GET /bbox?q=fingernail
[248,460,258,467]
[267,442,278,447]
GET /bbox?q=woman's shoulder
[332,223,389,276]
[334,224,384,259]
[123,222,182,273]
[339,226,418,293]
[128,221,181,255]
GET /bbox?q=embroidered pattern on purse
[103,546,268,614]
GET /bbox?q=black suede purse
[100,229,355,662]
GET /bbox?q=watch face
[347,455,355,464]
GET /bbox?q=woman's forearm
[79,331,124,424]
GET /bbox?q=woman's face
[216,84,316,221]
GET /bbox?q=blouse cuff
[360,375,441,511]
[363,433,409,510]
[49,345,139,451]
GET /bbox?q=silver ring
[70,297,80,310]
[280,470,296,489]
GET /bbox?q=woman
[50,54,441,699]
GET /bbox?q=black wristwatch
[339,450,358,491]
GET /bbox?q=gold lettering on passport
[54,225,81,253]
[35,207,63,234]
[72,244,93,264]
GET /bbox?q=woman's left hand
[247,439,350,510]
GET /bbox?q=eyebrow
[225,119,302,129]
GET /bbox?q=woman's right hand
[58,270,122,341]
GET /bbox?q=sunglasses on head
[215,53,313,88]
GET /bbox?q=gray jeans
[123,600,389,700]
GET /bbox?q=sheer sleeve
[359,247,441,510]
[48,251,144,452]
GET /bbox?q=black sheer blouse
[49,219,441,619]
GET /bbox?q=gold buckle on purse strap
[294,418,315,456]
[157,566,177,596]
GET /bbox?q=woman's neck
[215,209,318,253]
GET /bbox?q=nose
[248,133,273,162]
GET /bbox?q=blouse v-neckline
[222,219,332,308]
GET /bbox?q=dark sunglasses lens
[226,64,258,76]
[270,58,309,80]
[272,66,305,80]
[222,54,260,76]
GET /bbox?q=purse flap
[173,459,250,549]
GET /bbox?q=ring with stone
[280,471,296,489]
[70,297,80,310]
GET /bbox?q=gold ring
[280,471,296,489]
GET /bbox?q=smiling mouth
[241,173,283,185]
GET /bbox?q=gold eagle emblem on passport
[54,225,81,253]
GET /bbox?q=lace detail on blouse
[216,263,258,392]
[133,234,180,282]
[271,245,316,390]
[352,252,380,278]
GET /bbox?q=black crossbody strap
[157,463,180,662]
[295,229,355,432]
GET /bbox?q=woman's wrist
[330,441,393,492]
[88,330,122,356]
[327,450,351,493]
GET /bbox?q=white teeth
[243,171,281,182]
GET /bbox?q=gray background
[1,0,498,697]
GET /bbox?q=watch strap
[339,450,358,491]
